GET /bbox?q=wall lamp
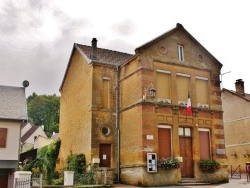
[143,83,156,100]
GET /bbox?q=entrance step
[177,178,211,186]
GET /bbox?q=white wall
[0,122,21,160]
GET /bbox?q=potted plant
[198,159,220,173]
[157,157,180,170]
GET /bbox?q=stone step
[177,178,211,186]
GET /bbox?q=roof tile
[77,44,133,66]
[0,85,27,120]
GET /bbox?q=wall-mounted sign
[146,135,154,140]
[147,153,157,173]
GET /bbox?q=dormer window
[177,45,184,61]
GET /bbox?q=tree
[27,92,60,137]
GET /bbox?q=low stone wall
[120,165,181,186]
[95,168,114,185]
[195,164,229,184]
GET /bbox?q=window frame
[177,45,184,61]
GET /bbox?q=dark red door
[99,144,111,167]
[0,170,8,188]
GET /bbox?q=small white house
[20,123,48,152]
[0,84,28,188]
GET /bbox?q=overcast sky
[0,0,249,96]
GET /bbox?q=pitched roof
[59,43,133,91]
[76,44,133,66]
[21,126,39,143]
[135,23,222,67]
[222,88,250,102]
[0,85,27,121]
[50,132,59,141]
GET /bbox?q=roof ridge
[76,43,133,55]
[223,88,250,101]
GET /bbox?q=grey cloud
[0,3,19,34]
[112,20,136,36]
[28,0,50,10]
[0,0,51,35]
[105,39,135,54]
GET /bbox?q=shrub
[21,139,61,185]
[198,159,220,173]
[65,153,86,184]
[78,164,97,185]
[157,157,180,170]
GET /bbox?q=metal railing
[231,165,241,179]
[14,174,42,188]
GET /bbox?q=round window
[102,126,110,136]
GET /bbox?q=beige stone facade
[58,23,228,186]
[222,80,250,173]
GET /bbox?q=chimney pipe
[235,79,245,96]
[91,38,97,60]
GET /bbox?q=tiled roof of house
[21,126,39,143]
[76,44,133,66]
[223,88,250,102]
[0,85,27,120]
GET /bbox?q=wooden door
[99,144,111,167]
[0,170,8,188]
[179,127,193,178]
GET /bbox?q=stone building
[222,79,250,173]
[58,23,228,186]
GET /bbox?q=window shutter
[0,128,7,148]
[176,75,190,101]
[156,72,170,99]
[196,78,208,104]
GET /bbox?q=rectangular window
[177,45,184,61]
[178,127,192,137]
[156,69,171,102]
[195,76,208,107]
[176,73,190,103]
[158,125,172,158]
[103,77,110,108]
[0,128,7,148]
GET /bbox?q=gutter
[115,65,120,182]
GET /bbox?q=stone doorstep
[177,178,211,186]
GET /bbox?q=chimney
[235,79,245,96]
[91,38,97,60]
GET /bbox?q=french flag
[186,93,192,116]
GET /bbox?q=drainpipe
[115,65,120,182]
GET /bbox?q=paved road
[113,174,250,187]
